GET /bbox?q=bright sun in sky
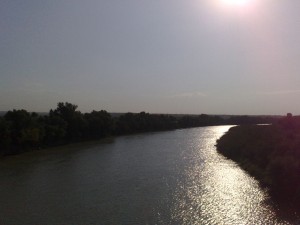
[221,0,251,6]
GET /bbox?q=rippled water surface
[0,126,295,224]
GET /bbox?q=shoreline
[216,123,300,220]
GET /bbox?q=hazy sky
[1,0,300,114]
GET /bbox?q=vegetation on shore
[0,102,276,156]
[216,116,300,208]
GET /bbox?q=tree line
[0,102,277,156]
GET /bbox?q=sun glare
[221,0,251,6]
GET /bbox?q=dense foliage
[0,103,113,155]
[0,102,277,156]
[216,117,300,208]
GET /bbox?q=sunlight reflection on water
[170,126,289,225]
[0,126,293,224]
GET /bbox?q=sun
[221,0,251,6]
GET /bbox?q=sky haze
[1,0,300,115]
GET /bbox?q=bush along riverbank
[216,116,300,209]
[0,102,277,157]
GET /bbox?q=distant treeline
[0,102,278,156]
[216,116,300,209]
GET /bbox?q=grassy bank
[216,118,300,209]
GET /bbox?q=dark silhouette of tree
[226,115,275,125]
[0,117,11,154]
[178,114,224,128]
[0,102,281,156]
[115,113,136,134]
[115,112,178,134]
[42,113,67,145]
[50,102,87,141]
[52,102,78,122]
[3,109,43,152]
[84,110,113,138]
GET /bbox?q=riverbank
[0,102,278,157]
[216,118,300,211]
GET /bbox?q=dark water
[0,126,296,224]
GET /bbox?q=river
[0,126,295,224]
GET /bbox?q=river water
[0,126,295,224]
